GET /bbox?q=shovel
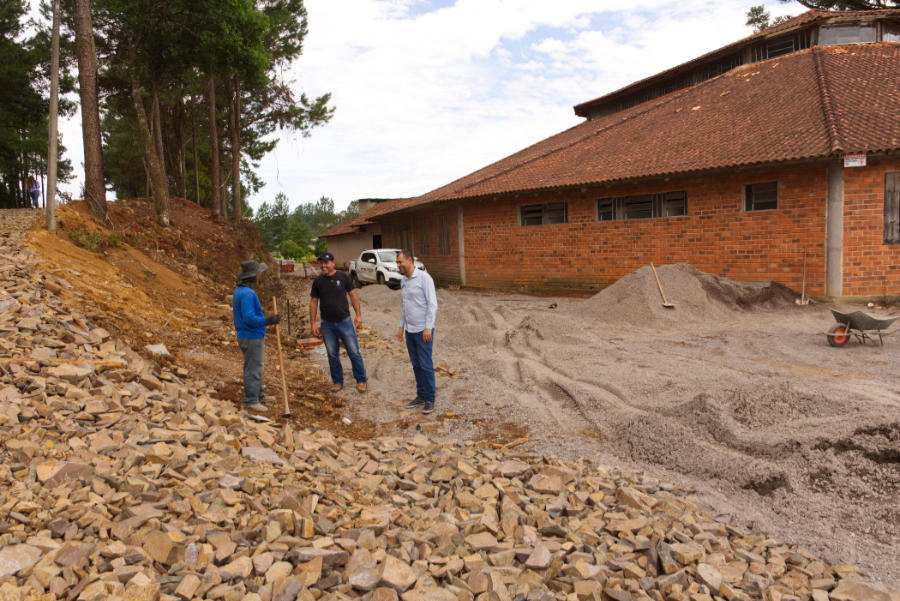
[650,263,675,309]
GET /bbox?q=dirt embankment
[23,199,374,436]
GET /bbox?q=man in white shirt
[395,249,438,414]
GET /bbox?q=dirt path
[306,267,900,590]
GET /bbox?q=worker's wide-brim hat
[236,260,268,282]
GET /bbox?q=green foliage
[746,5,792,32]
[90,0,332,218]
[0,0,74,207]
[253,192,339,258]
[279,239,302,259]
[67,228,120,252]
[342,200,360,221]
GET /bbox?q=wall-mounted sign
[843,153,867,168]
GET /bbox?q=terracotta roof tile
[379,44,899,216]
[573,8,900,117]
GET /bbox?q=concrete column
[825,160,844,298]
[457,204,466,287]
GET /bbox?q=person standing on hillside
[310,252,367,393]
[27,176,40,209]
[233,260,280,412]
[395,249,438,414]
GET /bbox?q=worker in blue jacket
[233,260,280,412]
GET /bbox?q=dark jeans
[405,329,435,403]
[321,317,366,386]
[29,190,39,209]
[238,337,264,403]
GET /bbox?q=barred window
[437,215,451,255]
[597,191,687,221]
[417,220,430,255]
[520,202,567,226]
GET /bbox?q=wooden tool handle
[273,297,290,416]
[650,263,669,303]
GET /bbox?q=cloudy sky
[51,0,798,212]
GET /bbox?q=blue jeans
[29,189,40,208]
[238,337,264,403]
[321,317,366,386]
[405,329,435,403]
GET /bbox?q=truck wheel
[377,272,385,285]
[351,271,361,287]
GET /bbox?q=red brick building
[323,10,900,299]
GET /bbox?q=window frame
[744,181,779,212]
[519,202,568,226]
[596,190,688,221]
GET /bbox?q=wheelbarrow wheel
[827,323,850,347]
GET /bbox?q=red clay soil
[24,198,375,438]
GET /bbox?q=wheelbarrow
[826,309,898,347]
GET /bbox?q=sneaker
[421,402,434,415]
[244,402,266,412]
[406,397,425,409]
[330,384,343,393]
[356,382,367,393]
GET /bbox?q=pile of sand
[571,263,798,325]
[352,265,900,588]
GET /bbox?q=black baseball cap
[318,252,335,262]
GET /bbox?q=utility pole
[46,0,61,231]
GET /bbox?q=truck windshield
[377,250,399,262]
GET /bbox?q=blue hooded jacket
[233,285,266,338]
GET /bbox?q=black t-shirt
[310,270,355,322]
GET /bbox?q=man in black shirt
[309,252,367,393]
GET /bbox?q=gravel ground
[299,264,900,590]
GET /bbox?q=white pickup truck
[349,249,425,289]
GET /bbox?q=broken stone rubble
[1,210,898,601]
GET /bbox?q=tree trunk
[190,96,200,206]
[229,75,242,221]
[132,77,170,226]
[177,97,187,201]
[218,146,227,218]
[73,0,106,220]
[207,75,221,218]
[151,86,168,192]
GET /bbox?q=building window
[744,181,778,211]
[751,30,811,62]
[520,202,567,226]
[885,172,900,244]
[884,23,900,43]
[597,191,687,221]
[819,23,877,46]
[395,228,412,252]
[436,215,451,255]
[417,220,430,255]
